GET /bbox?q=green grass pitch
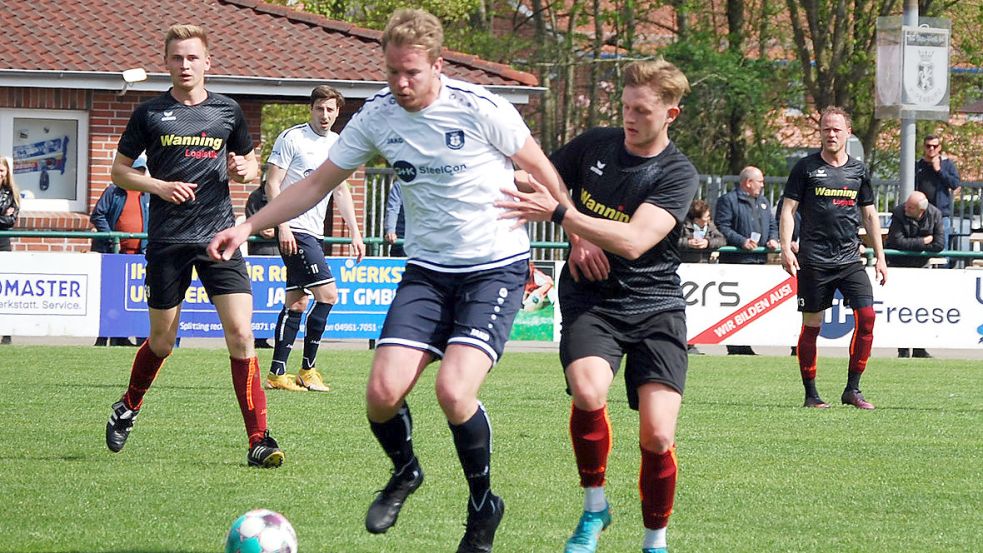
[0,345,980,552]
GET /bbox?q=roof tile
[0,0,538,87]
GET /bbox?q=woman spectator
[0,156,21,345]
[678,199,725,264]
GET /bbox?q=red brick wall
[0,88,376,253]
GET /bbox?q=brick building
[0,0,540,252]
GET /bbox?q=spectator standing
[91,155,151,347]
[715,165,778,355]
[885,190,942,358]
[677,199,724,264]
[383,181,406,257]
[779,106,887,410]
[244,182,278,256]
[915,135,960,251]
[0,156,20,345]
[243,181,277,349]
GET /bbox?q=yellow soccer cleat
[296,368,330,392]
[265,373,307,392]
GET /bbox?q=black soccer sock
[369,403,416,470]
[803,378,820,398]
[302,301,333,370]
[846,371,862,391]
[449,402,492,508]
[270,308,302,376]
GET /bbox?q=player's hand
[384,232,397,244]
[874,257,888,286]
[278,225,297,256]
[495,178,558,226]
[208,225,250,261]
[780,248,799,277]
[158,181,197,204]
[350,236,365,263]
[568,237,609,282]
[228,153,249,181]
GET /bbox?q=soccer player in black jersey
[779,106,888,410]
[104,24,284,468]
[500,59,699,553]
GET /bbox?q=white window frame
[0,108,90,212]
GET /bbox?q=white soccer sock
[642,527,667,549]
[583,486,607,512]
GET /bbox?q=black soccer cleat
[365,461,424,534]
[106,400,140,453]
[457,493,505,553]
[247,430,285,468]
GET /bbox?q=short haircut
[623,59,690,106]
[311,85,345,110]
[164,24,208,55]
[917,196,929,210]
[739,166,762,183]
[819,105,852,129]
[923,134,940,144]
[381,8,443,62]
[688,199,710,221]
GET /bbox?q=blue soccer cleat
[642,548,668,553]
[564,505,612,553]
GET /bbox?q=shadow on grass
[692,398,983,413]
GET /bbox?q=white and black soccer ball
[225,509,297,553]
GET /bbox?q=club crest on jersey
[445,130,465,150]
[161,111,176,122]
[590,160,606,176]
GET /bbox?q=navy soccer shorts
[377,259,527,364]
[280,231,335,292]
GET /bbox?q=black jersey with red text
[117,90,253,244]
[550,127,699,317]
[782,152,874,268]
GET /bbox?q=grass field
[1,345,980,552]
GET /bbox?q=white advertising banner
[0,252,102,336]
[679,264,983,349]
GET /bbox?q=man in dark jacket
[715,165,779,355]
[90,156,150,254]
[885,191,944,359]
[915,135,960,250]
[90,155,150,346]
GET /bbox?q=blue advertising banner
[98,254,403,339]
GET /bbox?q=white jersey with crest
[267,123,339,239]
[329,76,531,272]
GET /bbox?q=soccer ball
[225,509,297,553]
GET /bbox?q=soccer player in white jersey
[209,9,589,551]
[263,86,365,393]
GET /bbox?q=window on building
[0,109,89,212]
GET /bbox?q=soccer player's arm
[210,159,354,261]
[510,135,611,280]
[265,155,296,253]
[333,182,365,262]
[860,203,887,285]
[557,201,677,260]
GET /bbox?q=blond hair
[164,24,209,56]
[819,106,852,129]
[1,157,21,209]
[623,59,690,106]
[381,9,443,61]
